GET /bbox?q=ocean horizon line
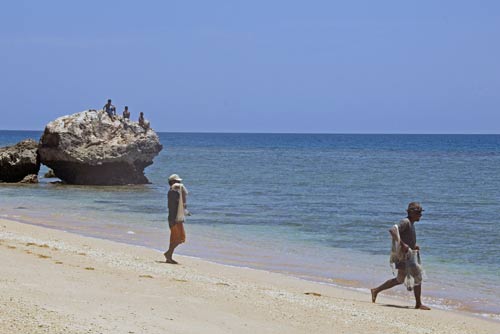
[1,129,499,136]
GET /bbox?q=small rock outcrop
[0,139,40,182]
[19,174,38,184]
[38,110,163,185]
[43,169,56,178]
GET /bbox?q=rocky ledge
[38,110,163,185]
[0,139,40,183]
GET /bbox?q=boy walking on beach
[371,202,431,310]
[164,174,188,264]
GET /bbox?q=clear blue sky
[1,1,499,133]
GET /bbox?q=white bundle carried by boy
[389,224,425,291]
[171,183,189,222]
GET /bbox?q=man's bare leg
[414,285,431,310]
[371,278,401,303]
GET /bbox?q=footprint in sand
[304,292,322,297]
[84,267,95,270]
[139,275,154,279]
[55,261,63,264]
[216,282,230,286]
[37,254,51,259]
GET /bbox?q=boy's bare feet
[416,304,431,310]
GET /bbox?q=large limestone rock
[38,110,163,185]
[0,139,40,183]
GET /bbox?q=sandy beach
[0,218,498,334]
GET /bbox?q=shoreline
[1,217,498,334]
[3,212,499,321]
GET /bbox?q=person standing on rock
[122,106,130,119]
[138,112,150,130]
[164,174,188,264]
[103,99,116,119]
[138,112,145,126]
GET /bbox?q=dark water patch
[93,200,121,204]
[122,205,165,214]
[82,205,107,211]
[246,191,267,196]
[278,222,303,227]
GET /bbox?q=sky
[0,1,499,133]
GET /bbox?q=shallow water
[1,131,499,319]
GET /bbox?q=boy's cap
[168,174,182,182]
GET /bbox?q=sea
[1,130,499,320]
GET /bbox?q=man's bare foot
[164,251,177,264]
[371,289,378,303]
[416,304,431,310]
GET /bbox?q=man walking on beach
[164,174,188,264]
[371,202,431,310]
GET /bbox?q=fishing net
[171,183,188,222]
[389,224,425,291]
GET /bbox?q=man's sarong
[170,222,186,246]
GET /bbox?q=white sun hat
[168,174,182,182]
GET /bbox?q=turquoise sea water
[1,130,499,319]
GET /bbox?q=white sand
[0,218,498,334]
